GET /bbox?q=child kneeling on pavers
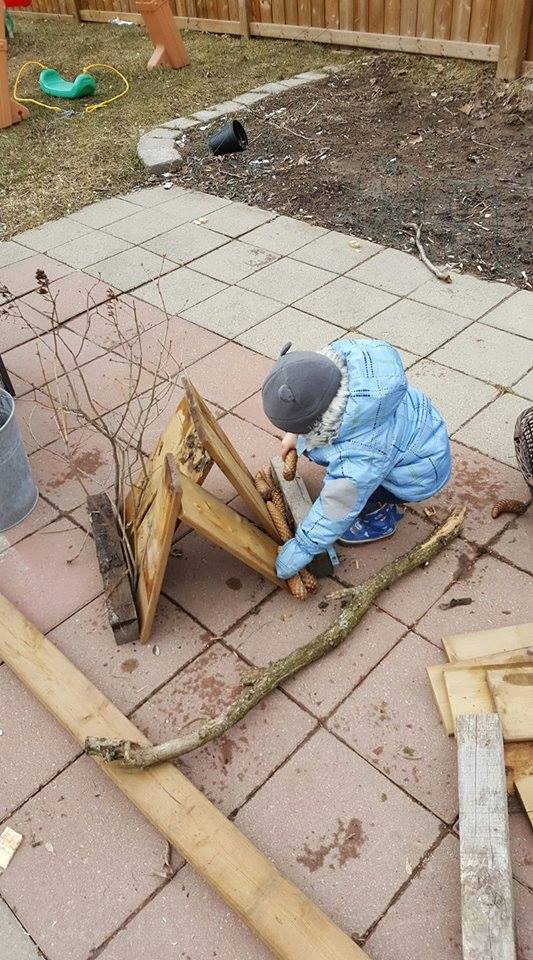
[261,338,451,580]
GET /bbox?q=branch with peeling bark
[404,222,452,283]
[86,508,465,768]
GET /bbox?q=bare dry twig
[404,222,452,283]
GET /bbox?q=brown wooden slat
[368,0,384,30]
[227,0,239,17]
[433,0,453,36]
[260,0,273,20]
[298,0,312,24]
[311,0,325,26]
[354,0,368,29]
[416,0,435,34]
[451,0,472,38]
[271,0,285,21]
[527,0,533,54]
[384,0,401,32]
[469,0,491,41]
[325,0,339,27]
[284,0,298,19]
[497,0,533,77]
[339,0,354,28]
[218,0,230,20]
[400,0,418,33]
[487,0,503,41]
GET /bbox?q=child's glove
[275,536,314,580]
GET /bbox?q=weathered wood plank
[417,0,436,36]
[516,774,533,830]
[443,623,533,663]
[457,714,517,960]
[87,493,139,645]
[433,0,453,36]
[400,0,418,34]
[270,456,335,577]
[487,666,533,742]
[496,0,533,78]
[444,666,494,729]
[0,594,369,960]
[451,0,472,39]
[383,0,400,33]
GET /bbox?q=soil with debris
[175,54,533,287]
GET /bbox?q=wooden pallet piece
[167,455,284,589]
[87,493,139,645]
[0,594,368,960]
[487,666,533,742]
[184,378,280,542]
[443,622,533,662]
[457,714,517,960]
[270,455,336,578]
[444,666,495,730]
[515,775,533,830]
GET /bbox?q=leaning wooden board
[0,594,367,960]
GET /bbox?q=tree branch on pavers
[85,508,465,768]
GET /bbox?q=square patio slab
[243,216,327,255]
[142,221,228,264]
[132,643,315,813]
[0,495,57,549]
[0,298,50,352]
[336,512,433,590]
[454,392,530,466]
[236,307,344,358]
[49,594,212,715]
[0,663,79,820]
[192,241,279,284]
[348,247,432,296]
[121,183,186,206]
[235,728,440,938]
[47,350,153,418]
[480,288,533,339]
[0,518,101,634]
[0,899,42,960]
[2,326,103,395]
[292,231,382,273]
[0,255,72,301]
[84,247,176,291]
[183,341,271,409]
[430,322,533,387]
[181,285,280,338]
[69,197,138,228]
[97,864,272,960]
[410,440,531,547]
[162,534,275,634]
[295,276,398,327]
[133,266,225,314]
[239,258,334,304]
[407,359,498,433]
[15,217,92,254]
[416,553,533,646]
[491,510,533,576]
[0,239,33,268]
[410,272,511,319]
[113,315,224,376]
[227,581,406,718]
[202,201,276,238]
[329,633,458,821]
[49,232,131,270]
[22,271,117,325]
[0,757,169,960]
[156,189,231,225]
[66,295,166,350]
[231,390,282,436]
[102,206,198,245]
[359,299,471,356]
[514,368,533,401]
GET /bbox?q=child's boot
[339,503,404,545]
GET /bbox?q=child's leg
[339,487,405,545]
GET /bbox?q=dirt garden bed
[177,54,533,287]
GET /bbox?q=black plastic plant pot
[208,120,248,156]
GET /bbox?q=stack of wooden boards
[427,622,533,828]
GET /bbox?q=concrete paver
[240,257,334,304]
[49,231,131,270]
[156,189,231,224]
[0,254,72,301]
[183,341,271,408]
[181,284,280,337]
[348,247,432,295]
[292,231,382,273]
[359,298,471,355]
[408,358,498,434]
[102,206,198,245]
[295,275,398,327]
[3,326,103,396]
[141,221,228,263]
[243,215,327,255]
[0,239,33,268]
[192,240,279,284]
[454,391,531,466]
[85,246,176,291]
[69,197,139,229]
[491,509,533,575]
[237,307,344,357]
[202,201,276,238]
[22,271,117,324]
[514,368,533,401]
[0,899,43,960]
[431,321,533,387]
[0,494,57,547]
[134,265,225,313]
[16,218,92,254]
[482,288,533,339]
[410,271,510,319]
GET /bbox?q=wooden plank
[298,0,312,25]
[433,0,453,37]
[169,460,285,589]
[249,20,499,57]
[339,0,354,30]
[270,456,335,578]
[497,0,532,78]
[284,0,298,20]
[444,667,494,729]
[488,0,504,41]
[367,0,384,30]
[451,0,472,39]
[457,715,517,960]
[416,0,435,35]
[400,0,418,34]
[259,0,272,21]
[468,0,491,41]
[311,0,325,27]
[505,744,533,797]
[271,0,285,22]
[354,0,368,28]
[443,623,533,663]
[516,775,533,830]
[184,379,280,542]
[87,493,139,645]
[238,0,250,33]
[79,7,243,28]
[383,0,400,32]
[487,667,533,741]
[325,0,339,28]
[0,594,369,960]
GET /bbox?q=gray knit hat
[262,343,342,434]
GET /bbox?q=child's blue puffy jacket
[276,338,451,579]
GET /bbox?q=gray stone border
[137,65,343,175]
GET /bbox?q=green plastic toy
[39,68,96,100]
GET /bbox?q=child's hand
[281,432,297,461]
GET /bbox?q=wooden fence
[22,0,533,78]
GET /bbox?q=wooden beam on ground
[443,622,533,662]
[0,594,368,960]
[184,378,280,542]
[457,714,517,960]
[496,0,533,79]
[167,456,285,590]
[487,667,533,742]
[270,455,336,578]
[87,493,139,645]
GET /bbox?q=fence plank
[497,0,532,76]
[384,0,400,31]
[311,0,325,25]
[469,0,491,41]
[284,0,298,20]
[417,0,435,34]
[298,0,312,23]
[451,0,472,38]
[272,0,285,21]
[260,0,273,20]
[339,0,354,27]
[354,0,368,28]
[400,0,418,34]
[368,0,384,30]
[433,0,452,35]
[457,715,516,960]
[325,0,340,26]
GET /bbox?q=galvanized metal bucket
[0,389,39,533]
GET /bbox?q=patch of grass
[2,18,342,236]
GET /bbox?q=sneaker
[338,503,404,545]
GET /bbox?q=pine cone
[300,568,318,595]
[283,449,298,482]
[287,574,307,601]
[254,471,272,502]
[267,500,293,542]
